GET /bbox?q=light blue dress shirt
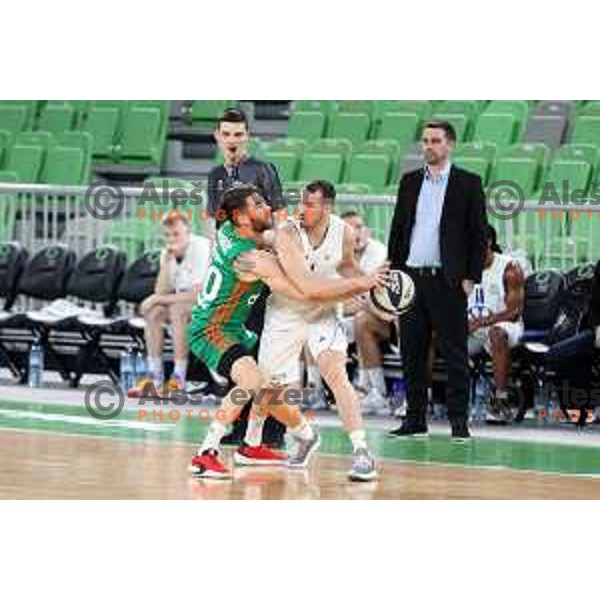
[406,162,451,268]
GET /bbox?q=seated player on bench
[467,225,525,422]
[129,213,211,397]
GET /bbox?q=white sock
[307,365,323,391]
[148,356,163,385]
[349,429,368,452]
[290,419,314,442]
[173,359,188,382]
[199,421,227,454]
[244,410,265,446]
[367,367,386,395]
[356,368,368,389]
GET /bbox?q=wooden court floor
[3,428,600,500]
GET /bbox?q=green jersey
[188,221,264,372]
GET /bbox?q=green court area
[1,398,600,477]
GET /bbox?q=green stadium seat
[541,159,592,196]
[263,150,299,182]
[484,100,530,124]
[345,153,391,192]
[82,105,122,160]
[336,183,372,195]
[579,101,600,116]
[38,103,75,133]
[383,183,399,196]
[377,112,419,143]
[455,141,497,163]
[358,139,402,163]
[0,104,34,133]
[46,101,91,128]
[337,100,376,117]
[264,138,308,157]
[572,116,600,146]
[190,100,236,124]
[374,101,432,123]
[288,111,326,140]
[308,138,353,159]
[0,172,18,243]
[436,100,480,119]
[0,130,14,168]
[430,113,469,141]
[555,143,599,167]
[474,113,519,147]
[499,142,550,190]
[294,100,337,117]
[116,106,165,163]
[327,112,371,144]
[54,131,93,154]
[367,204,396,243]
[454,155,490,184]
[491,157,539,198]
[4,144,45,183]
[15,131,53,149]
[298,152,343,183]
[42,146,88,185]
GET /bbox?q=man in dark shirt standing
[207,107,286,447]
[207,107,284,234]
[387,121,487,440]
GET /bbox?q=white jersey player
[259,180,386,481]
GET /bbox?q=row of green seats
[0,100,168,165]
[264,138,403,193]
[288,100,535,147]
[0,131,92,185]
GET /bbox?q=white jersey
[267,214,346,322]
[468,252,516,316]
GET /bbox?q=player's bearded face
[421,127,453,166]
[246,196,272,232]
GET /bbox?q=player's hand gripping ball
[368,269,415,321]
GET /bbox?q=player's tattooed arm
[274,224,389,301]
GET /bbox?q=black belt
[406,266,442,277]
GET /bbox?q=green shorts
[188,319,258,378]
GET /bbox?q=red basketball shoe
[189,450,231,479]
[234,444,288,467]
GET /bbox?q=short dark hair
[219,183,260,224]
[340,210,360,220]
[423,120,457,143]
[485,224,502,253]
[305,180,336,204]
[217,107,249,131]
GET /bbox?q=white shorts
[258,310,348,385]
[468,321,523,356]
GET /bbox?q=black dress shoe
[388,421,429,438]
[451,420,471,442]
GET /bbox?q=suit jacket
[388,165,488,285]
[591,260,600,329]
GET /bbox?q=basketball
[368,269,415,320]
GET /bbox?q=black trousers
[400,271,469,424]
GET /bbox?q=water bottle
[28,338,44,388]
[389,377,406,413]
[134,350,147,381]
[470,380,487,422]
[120,344,135,392]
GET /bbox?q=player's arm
[482,263,525,326]
[337,224,364,278]
[234,249,307,301]
[154,248,174,295]
[275,225,388,301]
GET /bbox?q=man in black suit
[388,120,487,440]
